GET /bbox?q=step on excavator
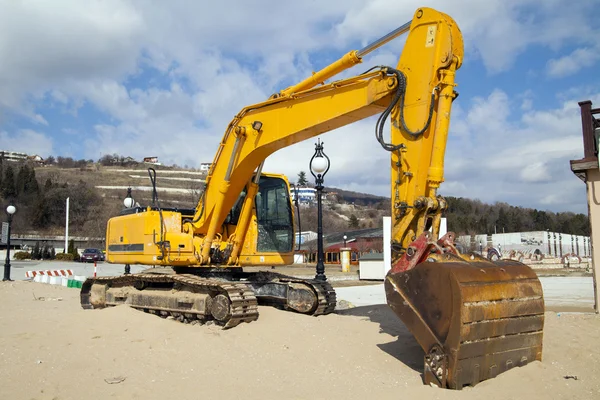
[81,7,544,389]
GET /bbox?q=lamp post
[343,235,347,248]
[123,188,135,275]
[124,187,135,209]
[310,138,330,281]
[3,204,17,282]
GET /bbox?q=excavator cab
[226,175,295,254]
[254,176,295,253]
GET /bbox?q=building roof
[359,252,384,261]
[300,227,383,252]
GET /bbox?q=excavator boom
[84,6,544,389]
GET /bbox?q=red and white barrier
[26,269,74,278]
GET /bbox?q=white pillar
[585,169,600,313]
[64,197,69,253]
[383,216,391,276]
[439,217,447,237]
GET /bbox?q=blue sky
[0,0,599,214]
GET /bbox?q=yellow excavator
[81,7,544,389]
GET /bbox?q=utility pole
[64,197,69,253]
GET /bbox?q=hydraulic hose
[375,67,436,152]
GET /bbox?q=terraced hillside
[31,163,388,231]
[34,164,207,209]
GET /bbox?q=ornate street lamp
[343,234,347,248]
[123,188,135,275]
[3,204,17,281]
[123,187,135,208]
[310,138,330,281]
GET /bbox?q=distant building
[0,150,28,162]
[290,187,316,204]
[325,191,339,202]
[295,231,317,245]
[457,231,591,258]
[123,156,137,165]
[143,156,160,164]
[299,227,383,264]
[27,154,44,164]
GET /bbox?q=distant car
[80,248,105,263]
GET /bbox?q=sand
[0,281,599,400]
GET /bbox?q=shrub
[32,241,41,260]
[55,253,75,261]
[42,245,51,259]
[13,251,31,260]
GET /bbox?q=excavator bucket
[385,238,544,389]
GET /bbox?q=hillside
[0,158,591,241]
[34,164,206,209]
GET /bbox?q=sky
[0,0,599,214]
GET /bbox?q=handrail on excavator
[278,19,412,97]
[357,20,412,57]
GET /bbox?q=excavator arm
[190,7,462,267]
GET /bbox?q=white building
[0,150,28,162]
[458,231,591,258]
[295,231,317,246]
[290,187,316,204]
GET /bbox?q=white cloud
[439,90,600,212]
[0,129,54,157]
[519,162,551,183]
[546,46,600,78]
[0,0,144,120]
[1,0,598,121]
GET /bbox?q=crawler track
[81,273,259,328]
[247,271,337,316]
[80,270,337,328]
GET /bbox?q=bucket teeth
[385,257,544,389]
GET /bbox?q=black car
[80,248,105,263]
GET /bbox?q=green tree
[68,239,79,260]
[348,214,359,229]
[32,196,50,228]
[25,166,40,196]
[15,165,28,195]
[42,244,51,260]
[43,178,53,192]
[32,241,41,260]
[497,207,509,233]
[1,165,16,199]
[297,171,308,186]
